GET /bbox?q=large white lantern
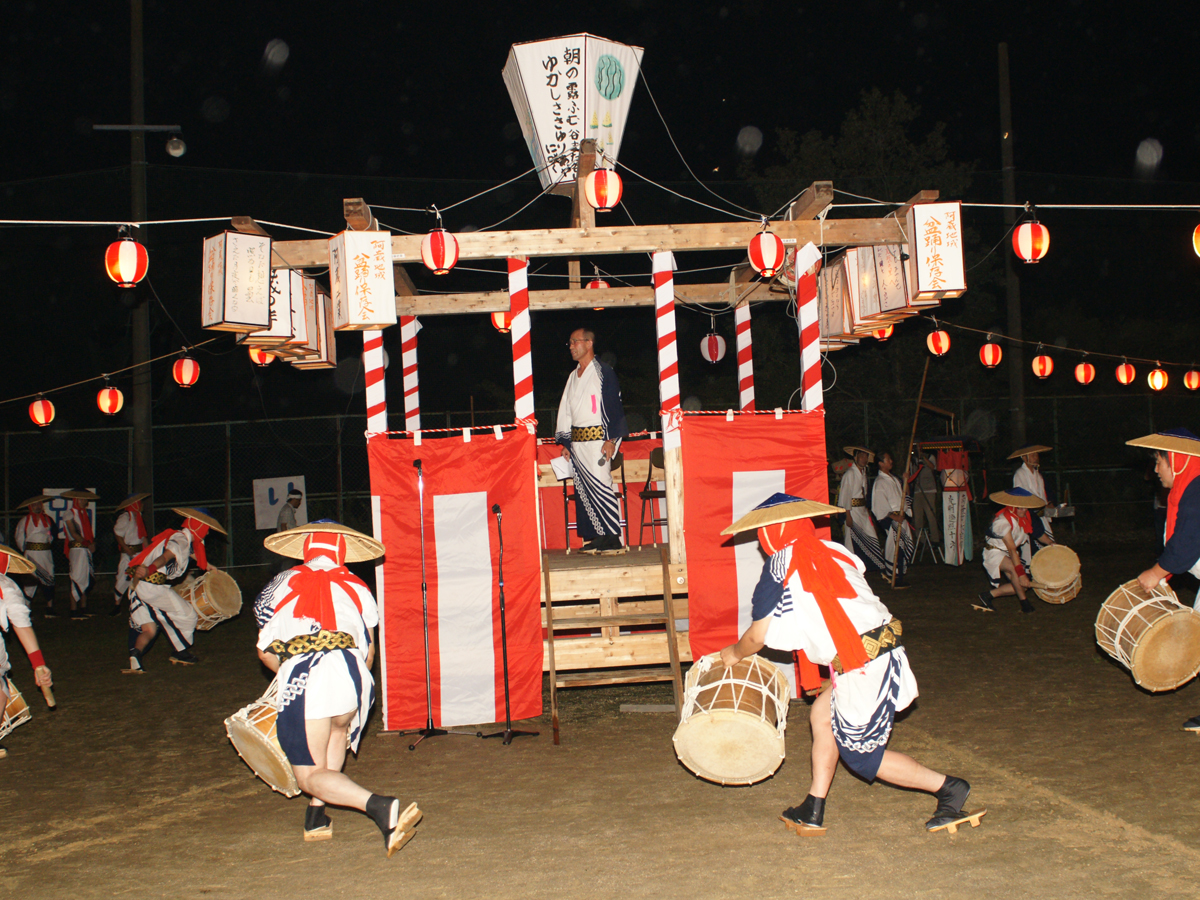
[244,268,298,347]
[328,231,397,331]
[290,289,337,369]
[201,231,272,332]
[905,201,967,302]
[503,34,644,195]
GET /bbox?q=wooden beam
[343,198,377,231]
[789,181,834,221]
[270,215,913,269]
[893,189,940,222]
[231,216,270,236]
[393,263,417,297]
[393,280,779,316]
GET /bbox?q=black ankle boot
[304,804,333,841]
[780,794,826,832]
[925,776,971,830]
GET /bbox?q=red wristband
[146,564,157,575]
[1015,564,1026,577]
[29,650,45,669]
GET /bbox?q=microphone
[491,503,501,515]
[413,459,422,471]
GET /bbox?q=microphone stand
[482,503,539,744]
[406,458,478,751]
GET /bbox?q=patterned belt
[24,542,51,551]
[832,618,902,675]
[571,425,605,443]
[268,630,357,662]
[143,572,168,584]
[69,541,88,549]
[850,498,865,508]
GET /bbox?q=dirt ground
[4,539,1200,899]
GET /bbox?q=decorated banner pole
[794,244,824,411]
[508,257,534,421]
[363,333,389,434]
[734,303,755,411]
[652,250,686,564]
[400,315,421,431]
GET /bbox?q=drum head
[673,713,785,786]
[1031,545,1080,590]
[225,712,300,797]
[1129,607,1200,692]
[202,567,243,617]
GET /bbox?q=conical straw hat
[1007,444,1053,460]
[264,521,384,562]
[0,543,36,575]
[988,487,1046,509]
[172,507,227,536]
[1126,429,1200,458]
[722,492,844,535]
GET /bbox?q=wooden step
[551,613,668,630]
[556,666,677,689]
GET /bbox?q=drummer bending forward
[0,544,53,759]
[718,493,979,835]
[974,488,1044,614]
[257,521,420,855]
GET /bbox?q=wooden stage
[540,545,692,672]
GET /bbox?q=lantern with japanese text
[491,311,512,334]
[249,347,275,367]
[290,289,337,370]
[1075,362,1096,385]
[29,397,54,427]
[421,228,459,275]
[926,330,950,357]
[328,231,397,330]
[905,202,967,301]
[873,325,894,342]
[105,238,149,287]
[1032,354,1054,379]
[173,357,200,388]
[748,230,786,279]
[700,332,726,363]
[1013,222,1050,263]
[584,168,623,211]
[1148,367,1168,391]
[201,231,272,332]
[1115,361,1136,385]
[96,385,124,415]
[979,342,1003,368]
[1185,370,1200,391]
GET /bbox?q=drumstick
[35,666,56,710]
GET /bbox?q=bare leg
[307,710,352,815]
[133,623,157,653]
[807,689,841,798]
[292,711,371,811]
[875,750,945,793]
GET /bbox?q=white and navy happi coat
[130,530,198,650]
[555,358,629,540]
[749,540,918,780]
[982,509,1033,588]
[871,469,915,578]
[254,559,378,767]
[113,509,145,597]
[59,507,94,600]
[0,572,33,679]
[836,465,887,572]
[14,513,55,591]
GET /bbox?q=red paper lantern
[873,325,894,342]
[1148,368,1168,392]
[583,168,623,211]
[1185,370,1200,391]
[747,230,786,278]
[1013,222,1050,263]
[1115,361,1136,385]
[96,386,124,415]
[1193,224,1200,259]
[104,238,149,287]
[586,278,609,290]
[926,330,950,356]
[421,228,459,275]
[491,311,512,333]
[979,343,1003,368]
[700,333,727,363]
[28,397,54,427]
[1075,362,1096,385]
[173,357,200,388]
[248,347,275,367]
[1032,354,1054,379]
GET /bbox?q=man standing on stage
[277,489,302,532]
[59,490,99,617]
[555,328,629,553]
[871,452,914,588]
[1011,445,1055,550]
[112,493,149,617]
[836,447,887,572]
[13,497,55,616]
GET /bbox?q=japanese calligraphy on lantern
[246,268,298,345]
[905,202,966,301]
[329,231,397,331]
[503,34,644,193]
[291,288,337,369]
[201,231,272,332]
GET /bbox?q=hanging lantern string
[934,318,1197,370]
[0,338,218,408]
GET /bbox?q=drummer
[1010,445,1055,550]
[256,521,420,854]
[126,507,224,671]
[974,488,1043,614]
[0,544,53,759]
[112,493,150,617]
[718,493,979,835]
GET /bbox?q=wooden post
[664,446,686,565]
[890,357,931,587]
[568,140,598,290]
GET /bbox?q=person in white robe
[871,452,915,586]
[835,447,886,571]
[1010,445,1055,549]
[13,497,55,615]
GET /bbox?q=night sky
[2,1,1199,433]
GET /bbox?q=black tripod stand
[406,458,480,751]
[482,503,539,745]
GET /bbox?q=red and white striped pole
[400,315,421,431]
[363,332,389,433]
[734,304,755,411]
[795,243,824,412]
[508,257,535,421]
[653,251,680,448]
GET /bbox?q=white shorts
[301,652,361,720]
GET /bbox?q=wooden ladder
[542,545,684,745]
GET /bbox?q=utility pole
[999,42,1026,447]
[130,0,154,531]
